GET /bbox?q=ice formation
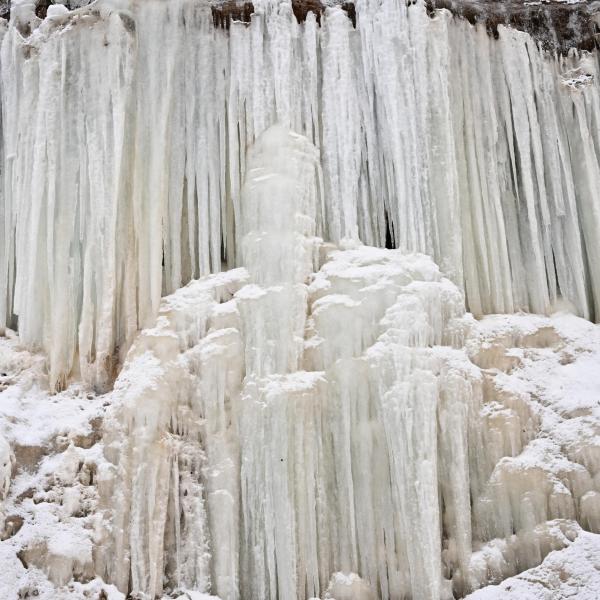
[465,526,600,600]
[0,432,13,500]
[77,127,600,599]
[2,1,600,599]
[3,0,600,389]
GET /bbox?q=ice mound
[79,127,600,599]
[95,224,600,599]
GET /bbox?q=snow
[0,336,104,449]
[0,332,115,599]
[466,529,600,600]
[323,572,376,599]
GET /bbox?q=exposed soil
[425,0,600,54]
[292,0,324,25]
[34,0,52,20]
[212,0,254,28]
[210,0,599,54]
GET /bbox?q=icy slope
[3,0,600,389]
[0,331,122,599]
[465,529,600,600]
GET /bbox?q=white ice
[2,1,600,599]
[84,127,600,599]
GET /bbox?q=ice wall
[99,125,479,599]
[98,126,600,600]
[3,0,600,389]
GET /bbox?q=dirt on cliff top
[11,0,600,55]
[426,0,600,53]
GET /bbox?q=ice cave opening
[1,1,600,600]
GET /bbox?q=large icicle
[236,125,322,599]
[0,8,136,390]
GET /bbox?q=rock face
[426,0,600,54]
[25,0,598,54]
[212,0,600,54]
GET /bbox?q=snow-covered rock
[466,528,600,600]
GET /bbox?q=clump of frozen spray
[240,124,323,286]
[236,125,324,377]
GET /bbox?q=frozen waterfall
[100,125,482,599]
[3,0,600,390]
[2,1,600,599]
[92,124,600,599]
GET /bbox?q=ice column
[236,125,326,599]
[100,267,248,599]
